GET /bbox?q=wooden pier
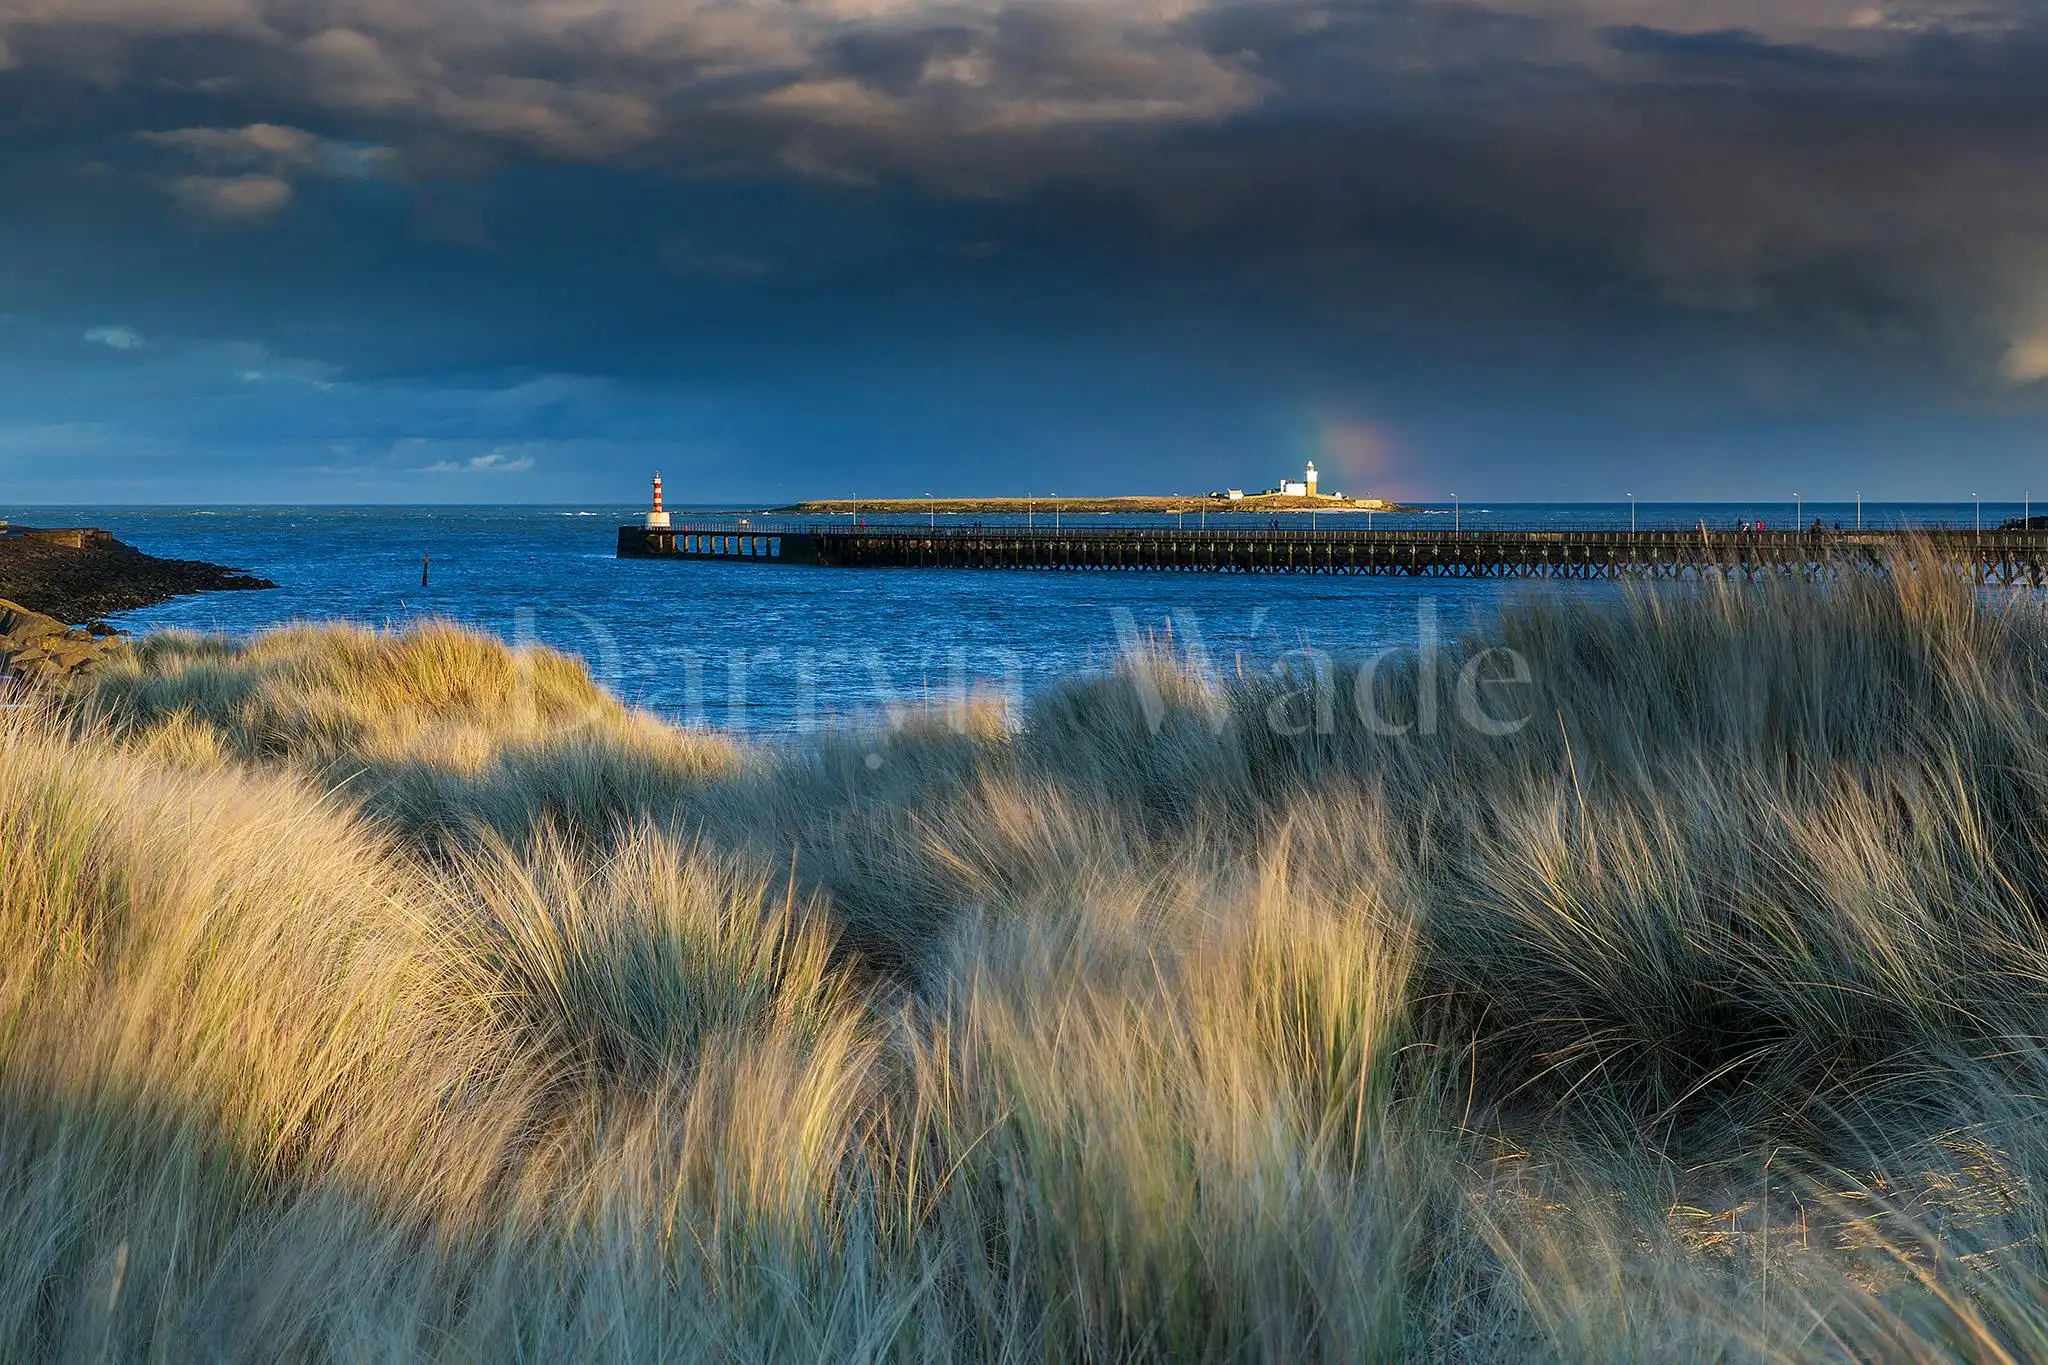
[617,524,2048,585]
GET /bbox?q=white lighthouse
[645,472,671,529]
[1279,460,1320,497]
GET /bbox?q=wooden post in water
[422,554,430,587]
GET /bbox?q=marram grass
[5,571,2048,1359]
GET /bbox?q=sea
[0,502,2017,734]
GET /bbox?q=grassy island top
[775,493,1413,515]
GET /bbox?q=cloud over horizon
[83,324,143,350]
[415,446,540,475]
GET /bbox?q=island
[775,494,1411,516]
[776,461,1413,517]
[785,488,1422,512]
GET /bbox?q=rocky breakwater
[0,523,275,687]
[0,524,274,628]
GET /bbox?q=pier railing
[620,521,2048,583]
[652,517,2047,541]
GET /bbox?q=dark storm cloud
[4,2,2045,363]
[3,1,2048,501]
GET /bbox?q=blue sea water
[0,502,2017,733]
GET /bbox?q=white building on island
[1272,461,1337,498]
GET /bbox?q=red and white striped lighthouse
[645,471,671,529]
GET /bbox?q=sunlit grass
[1,570,2046,1358]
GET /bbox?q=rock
[0,599,124,685]
[0,599,68,647]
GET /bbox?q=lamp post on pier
[1794,493,1801,531]
[1974,493,1981,538]
[1856,492,1862,531]
[1453,493,1461,533]
[1628,492,1636,533]
[1053,494,1060,533]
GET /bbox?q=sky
[3,0,2048,504]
